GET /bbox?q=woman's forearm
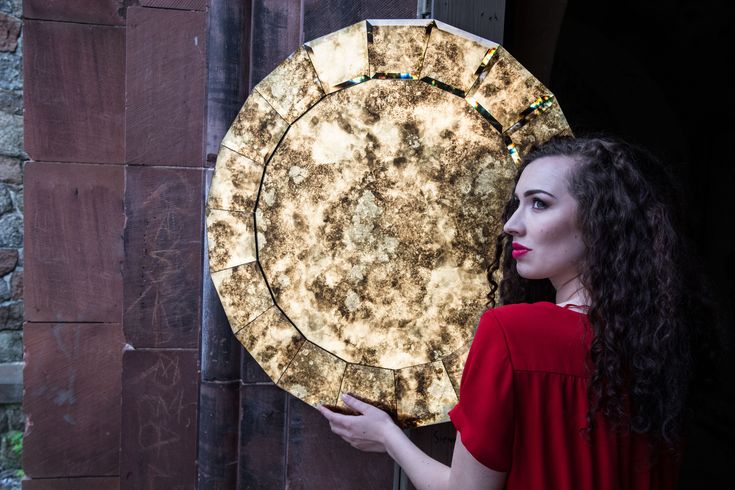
[381,423,451,490]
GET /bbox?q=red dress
[448,302,682,489]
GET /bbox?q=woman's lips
[511,242,531,258]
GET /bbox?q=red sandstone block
[24,162,124,322]
[120,349,198,490]
[23,0,126,25]
[22,323,125,477]
[286,394,395,488]
[23,477,120,490]
[140,0,207,10]
[23,20,125,164]
[238,384,287,489]
[125,7,206,166]
[122,166,203,348]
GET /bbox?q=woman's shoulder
[479,301,591,376]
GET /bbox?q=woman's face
[502,155,586,289]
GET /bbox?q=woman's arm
[317,394,507,490]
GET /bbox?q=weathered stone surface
[120,349,198,490]
[0,301,21,329]
[10,184,21,212]
[0,330,20,362]
[0,11,20,52]
[198,381,238,489]
[0,184,12,214]
[23,0,125,25]
[0,213,21,247]
[125,7,206,166]
[0,155,22,184]
[0,50,22,91]
[22,478,119,490]
[286,395,395,488]
[23,20,125,163]
[0,110,22,157]
[0,88,21,115]
[0,361,22,403]
[140,0,206,10]
[0,247,17,274]
[0,275,9,300]
[9,267,20,298]
[24,163,123,322]
[123,166,203,348]
[23,323,124,477]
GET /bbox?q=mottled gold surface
[337,364,396,415]
[470,46,550,130]
[208,19,569,428]
[254,46,325,124]
[235,306,305,381]
[205,208,256,272]
[277,341,347,406]
[221,90,289,163]
[442,338,473,397]
[258,79,513,370]
[395,361,458,428]
[305,21,369,94]
[506,100,573,156]
[207,146,264,212]
[368,20,432,76]
[420,23,497,93]
[211,262,272,335]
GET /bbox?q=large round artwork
[206,19,571,428]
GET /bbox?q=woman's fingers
[340,393,373,414]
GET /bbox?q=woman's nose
[503,208,523,236]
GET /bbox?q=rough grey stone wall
[0,0,23,485]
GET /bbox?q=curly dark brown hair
[486,135,722,461]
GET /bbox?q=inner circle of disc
[256,78,516,370]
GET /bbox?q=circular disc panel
[207,19,572,428]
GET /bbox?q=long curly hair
[486,135,721,460]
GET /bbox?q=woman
[317,136,719,489]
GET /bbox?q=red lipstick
[511,242,531,258]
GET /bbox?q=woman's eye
[532,198,547,209]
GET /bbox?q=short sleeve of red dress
[448,309,514,472]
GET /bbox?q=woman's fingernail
[341,393,350,400]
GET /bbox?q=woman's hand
[316,393,400,453]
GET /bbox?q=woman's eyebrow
[514,189,557,199]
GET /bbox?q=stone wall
[0,0,23,484]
